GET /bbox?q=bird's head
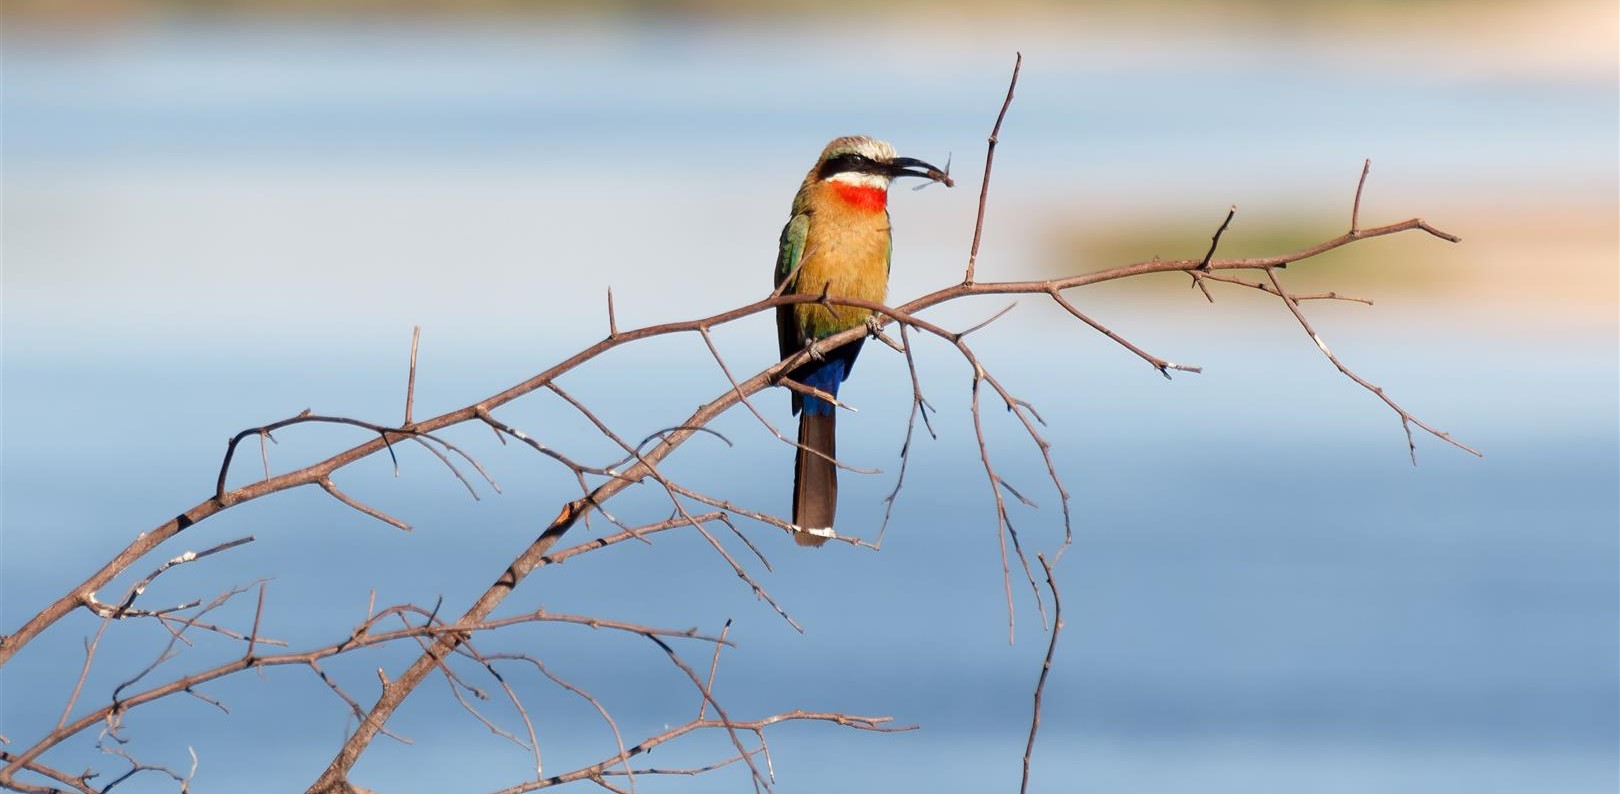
[812,135,953,192]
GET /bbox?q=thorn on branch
[958,301,1018,339]
[320,477,411,531]
[1351,158,1371,234]
[1417,219,1462,243]
[1188,204,1236,301]
[404,325,421,427]
[1198,206,1237,272]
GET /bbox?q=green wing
[775,212,810,362]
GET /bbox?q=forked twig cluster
[0,54,1475,794]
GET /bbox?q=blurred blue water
[3,17,1617,794]
[3,326,1615,792]
[5,20,1613,188]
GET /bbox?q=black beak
[886,156,954,187]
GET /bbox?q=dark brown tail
[792,411,837,547]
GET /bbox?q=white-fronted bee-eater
[775,135,951,546]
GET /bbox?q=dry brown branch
[0,198,1461,672]
[540,512,727,565]
[484,711,910,794]
[2,597,732,784]
[701,325,870,475]
[647,635,771,793]
[1186,205,1237,301]
[319,477,411,530]
[94,738,196,794]
[259,429,274,480]
[1351,157,1372,232]
[105,536,255,616]
[0,750,96,794]
[1047,289,1202,378]
[1195,270,1375,304]
[544,381,805,629]
[0,53,1478,794]
[429,639,541,773]
[964,52,1021,284]
[698,618,734,721]
[876,321,937,545]
[3,196,1468,786]
[245,582,266,661]
[515,655,628,783]
[1263,266,1481,462]
[404,325,420,425]
[475,406,610,503]
[55,617,110,732]
[1020,553,1064,794]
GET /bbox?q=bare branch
[1262,267,1481,461]
[320,477,411,531]
[698,619,733,721]
[878,321,937,545]
[964,51,1022,284]
[484,710,910,794]
[1351,158,1372,232]
[100,536,255,618]
[2,52,1479,794]
[1020,553,1064,794]
[1198,205,1237,271]
[1046,289,1202,378]
[1187,204,1236,300]
[55,618,111,731]
[0,205,1462,671]
[405,325,421,426]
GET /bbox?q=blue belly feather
[791,337,865,417]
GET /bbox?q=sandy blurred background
[3,2,1615,793]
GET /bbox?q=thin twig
[108,536,254,615]
[405,325,421,426]
[2,208,1462,673]
[319,477,411,531]
[955,301,1018,338]
[701,326,872,474]
[647,636,770,794]
[1188,204,1236,301]
[244,582,266,660]
[1262,268,1481,462]
[56,618,112,730]
[698,618,732,721]
[877,321,935,545]
[964,52,1022,284]
[1197,205,1237,271]
[1047,289,1201,378]
[1019,553,1064,794]
[1351,158,1372,233]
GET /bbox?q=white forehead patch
[827,171,890,189]
[851,137,897,161]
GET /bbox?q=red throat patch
[831,182,888,212]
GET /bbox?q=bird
[774,135,950,546]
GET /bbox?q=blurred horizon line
[4,0,1613,84]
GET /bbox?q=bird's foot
[806,339,826,362]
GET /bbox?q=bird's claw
[864,315,885,337]
[806,339,825,362]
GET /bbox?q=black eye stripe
[817,152,882,180]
